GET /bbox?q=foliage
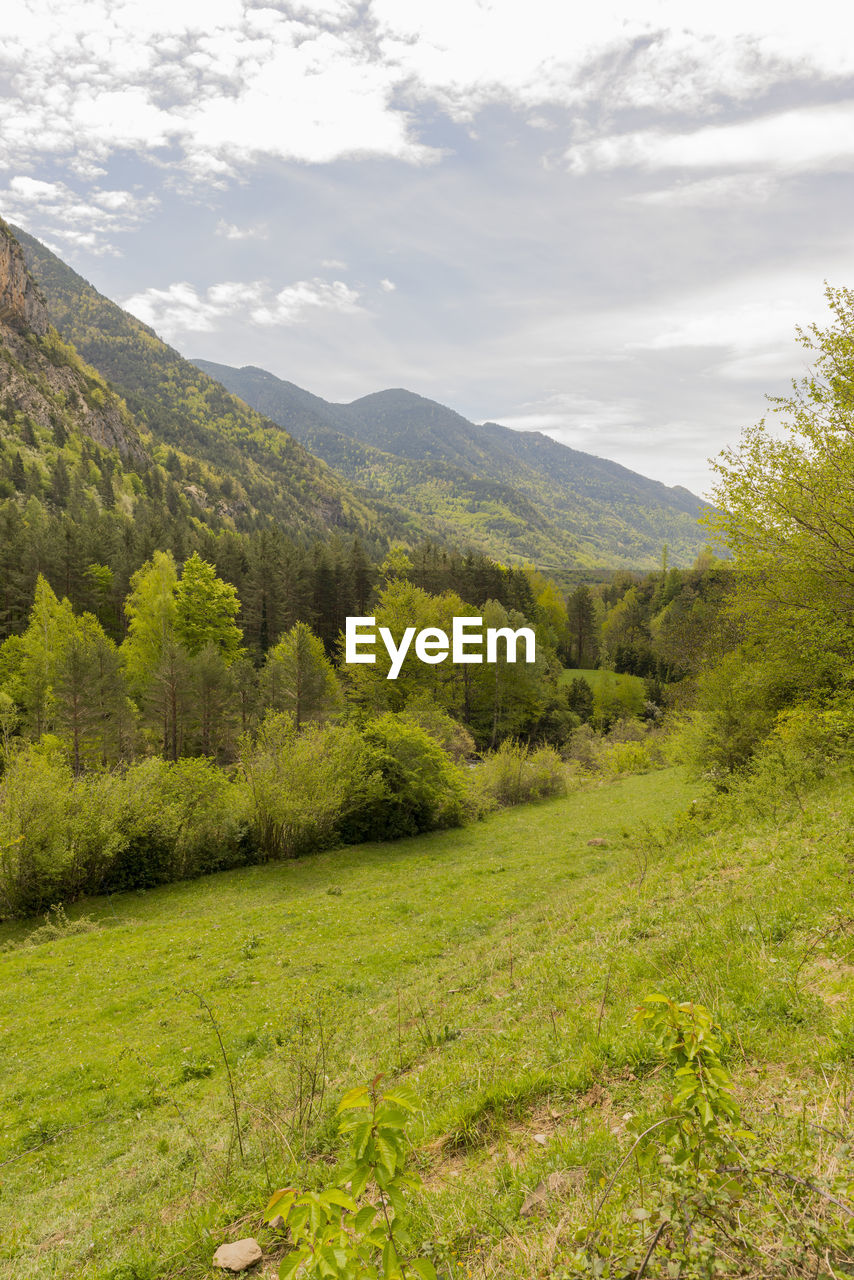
[470,738,566,809]
[173,551,243,663]
[0,747,250,914]
[264,1079,435,1280]
[577,991,854,1277]
[398,696,475,763]
[261,621,344,730]
[707,283,854,665]
[340,714,470,843]
[240,715,383,860]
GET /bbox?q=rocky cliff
[0,220,48,335]
[0,219,144,459]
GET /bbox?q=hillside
[0,220,433,649]
[194,360,712,569]
[0,220,165,631]
[9,224,419,550]
[1,763,851,1279]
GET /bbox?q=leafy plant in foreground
[579,996,854,1278]
[264,1076,435,1280]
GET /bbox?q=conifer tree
[261,621,343,731]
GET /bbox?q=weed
[7,901,99,948]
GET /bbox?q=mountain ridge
[193,359,711,568]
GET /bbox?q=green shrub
[0,746,251,915]
[103,757,251,891]
[241,714,383,859]
[339,713,470,843]
[598,738,662,776]
[398,695,475,762]
[591,671,644,730]
[472,739,566,808]
[0,743,79,916]
[691,647,836,776]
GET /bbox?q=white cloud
[628,174,776,206]
[379,277,396,292]
[251,279,363,325]
[123,275,363,339]
[3,1,854,190]
[374,2,854,118]
[0,175,158,252]
[0,1,437,180]
[568,102,854,177]
[216,219,263,240]
[624,272,830,355]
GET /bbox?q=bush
[103,757,251,891]
[598,738,661,775]
[0,743,78,916]
[241,714,384,859]
[0,745,251,916]
[339,713,470,843]
[398,696,475,762]
[564,723,600,771]
[713,694,854,820]
[691,648,834,775]
[472,739,566,809]
[591,672,644,730]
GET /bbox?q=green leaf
[265,1188,296,1222]
[322,1188,357,1212]
[337,1086,371,1114]
[409,1260,438,1280]
[383,1239,401,1280]
[380,1086,419,1112]
[353,1205,377,1233]
[385,1182,406,1216]
[279,1251,304,1280]
[376,1107,409,1130]
[375,1134,398,1178]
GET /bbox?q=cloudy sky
[3,1,854,496]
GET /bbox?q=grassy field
[560,667,646,692]
[2,764,853,1278]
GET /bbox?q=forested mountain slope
[0,220,427,648]
[10,224,418,549]
[194,361,711,568]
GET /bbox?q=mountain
[0,222,144,465]
[193,361,711,569]
[10,224,418,550]
[8,217,711,574]
[1,220,443,651]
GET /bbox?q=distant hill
[194,360,712,568]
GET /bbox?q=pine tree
[260,621,343,731]
[50,455,71,508]
[567,585,597,667]
[11,452,25,492]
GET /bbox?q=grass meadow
[559,669,645,698]
[2,763,853,1278]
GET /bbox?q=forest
[0,515,724,918]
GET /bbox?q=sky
[3,2,854,498]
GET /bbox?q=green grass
[2,764,853,1278]
[560,667,646,697]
